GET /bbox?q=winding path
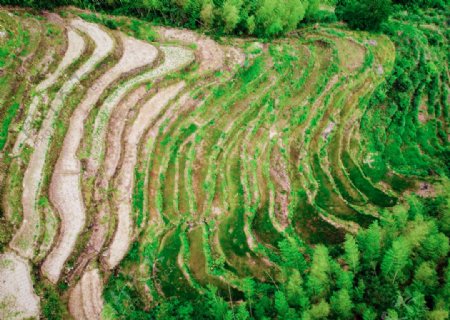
[104,81,185,269]
[10,27,86,259]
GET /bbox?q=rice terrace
[0,0,448,319]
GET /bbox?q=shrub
[336,0,393,31]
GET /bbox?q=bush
[336,0,393,31]
[392,0,449,8]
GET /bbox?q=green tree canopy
[336,0,393,30]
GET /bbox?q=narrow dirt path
[12,28,84,155]
[42,34,156,284]
[68,282,86,320]
[9,28,86,259]
[11,95,40,155]
[0,252,40,320]
[68,86,148,282]
[69,268,103,320]
[88,45,194,174]
[35,28,84,91]
[103,82,185,269]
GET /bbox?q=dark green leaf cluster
[335,0,393,31]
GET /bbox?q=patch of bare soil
[43,11,64,24]
[156,26,224,72]
[322,121,335,139]
[36,28,86,92]
[0,252,40,319]
[69,268,103,320]
[416,182,436,198]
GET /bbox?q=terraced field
[0,6,448,320]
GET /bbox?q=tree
[200,0,215,28]
[284,0,307,32]
[222,0,241,33]
[142,0,163,11]
[305,0,320,19]
[235,302,250,320]
[279,238,307,271]
[275,290,290,316]
[336,269,354,291]
[427,310,450,320]
[362,306,377,320]
[343,234,360,273]
[401,290,427,319]
[205,285,229,319]
[381,237,411,284]
[178,301,194,319]
[419,232,449,262]
[241,278,256,314]
[255,0,283,36]
[307,245,331,300]
[357,222,382,270]
[385,309,399,319]
[246,15,256,34]
[255,0,307,37]
[330,289,353,319]
[412,262,438,295]
[306,299,331,319]
[335,0,392,31]
[285,270,309,309]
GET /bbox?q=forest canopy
[1,0,448,35]
[0,0,320,36]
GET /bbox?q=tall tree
[200,0,215,28]
[255,0,307,37]
[285,270,309,309]
[305,299,331,319]
[381,237,411,284]
[343,234,360,273]
[330,289,353,319]
[222,0,241,33]
[357,222,382,270]
[275,290,290,316]
[307,245,331,300]
[279,238,307,271]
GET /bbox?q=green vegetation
[336,0,393,30]
[0,1,448,320]
[104,196,449,319]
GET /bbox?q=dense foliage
[0,0,322,37]
[2,0,448,34]
[335,0,393,30]
[103,195,449,319]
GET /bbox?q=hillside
[0,4,448,320]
